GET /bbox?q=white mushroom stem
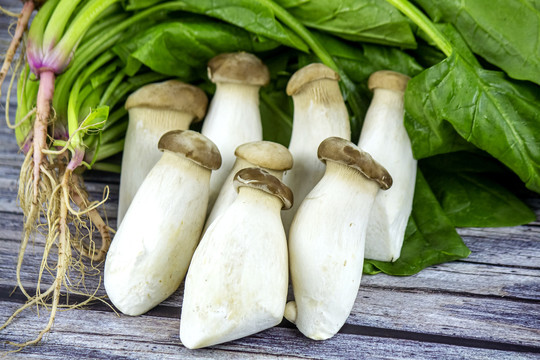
[201,52,270,212]
[118,109,194,223]
[204,141,292,233]
[202,82,263,209]
[117,80,207,224]
[105,131,220,316]
[286,162,378,340]
[286,137,391,341]
[180,169,291,349]
[282,64,351,232]
[358,71,416,262]
[203,157,282,233]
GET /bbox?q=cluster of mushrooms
[103,52,417,348]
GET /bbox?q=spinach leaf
[421,153,536,228]
[364,170,470,276]
[419,150,506,174]
[275,0,417,48]
[125,0,308,51]
[116,17,281,80]
[414,0,540,85]
[314,31,424,81]
[404,51,540,193]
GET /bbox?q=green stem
[85,117,127,150]
[101,121,128,144]
[94,139,124,162]
[27,0,61,51]
[106,72,169,109]
[52,139,69,148]
[81,12,127,45]
[56,0,122,53]
[91,162,121,173]
[42,0,84,49]
[385,0,452,57]
[54,51,116,120]
[80,4,126,42]
[75,83,96,119]
[99,70,125,106]
[67,77,84,144]
[102,107,127,130]
[15,65,35,147]
[91,60,121,88]
[260,0,337,71]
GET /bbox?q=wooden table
[1,3,539,358]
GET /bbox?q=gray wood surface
[1,2,539,358]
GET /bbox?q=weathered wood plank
[1,301,538,360]
[3,231,540,304]
[3,260,540,350]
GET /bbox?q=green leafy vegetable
[126,0,309,51]
[275,0,417,47]
[421,153,536,228]
[404,51,540,193]
[116,16,281,80]
[415,0,540,85]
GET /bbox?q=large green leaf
[421,153,536,228]
[125,0,308,51]
[117,17,281,80]
[404,51,540,194]
[415,0,540,85]
[275,0,417,47]
[364,170,470,276]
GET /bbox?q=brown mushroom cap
[235,141,293,171]
[233,168,293,210]
[286,63,340,96]
[317,137,392,190]
[207,52,270,86]
[158,130,221,170]
[368,70,410,93]
[125,80,208,122]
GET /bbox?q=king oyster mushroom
[201,52,270,211]
[180,167,293,349]
[203,140,293,233]
[358,70,416,262]
[118,80,208,223]
[285,137,391,340]
[105,130,221,316]
[281,63,351,232]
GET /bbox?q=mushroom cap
[286,63,340,96]
[317,137,392,190]
[207,52,270,86]
[233,167,293,210]
[368,70,410,93]
[158,130,221,170]
[125,80,208,122]
[235,141,293,171]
